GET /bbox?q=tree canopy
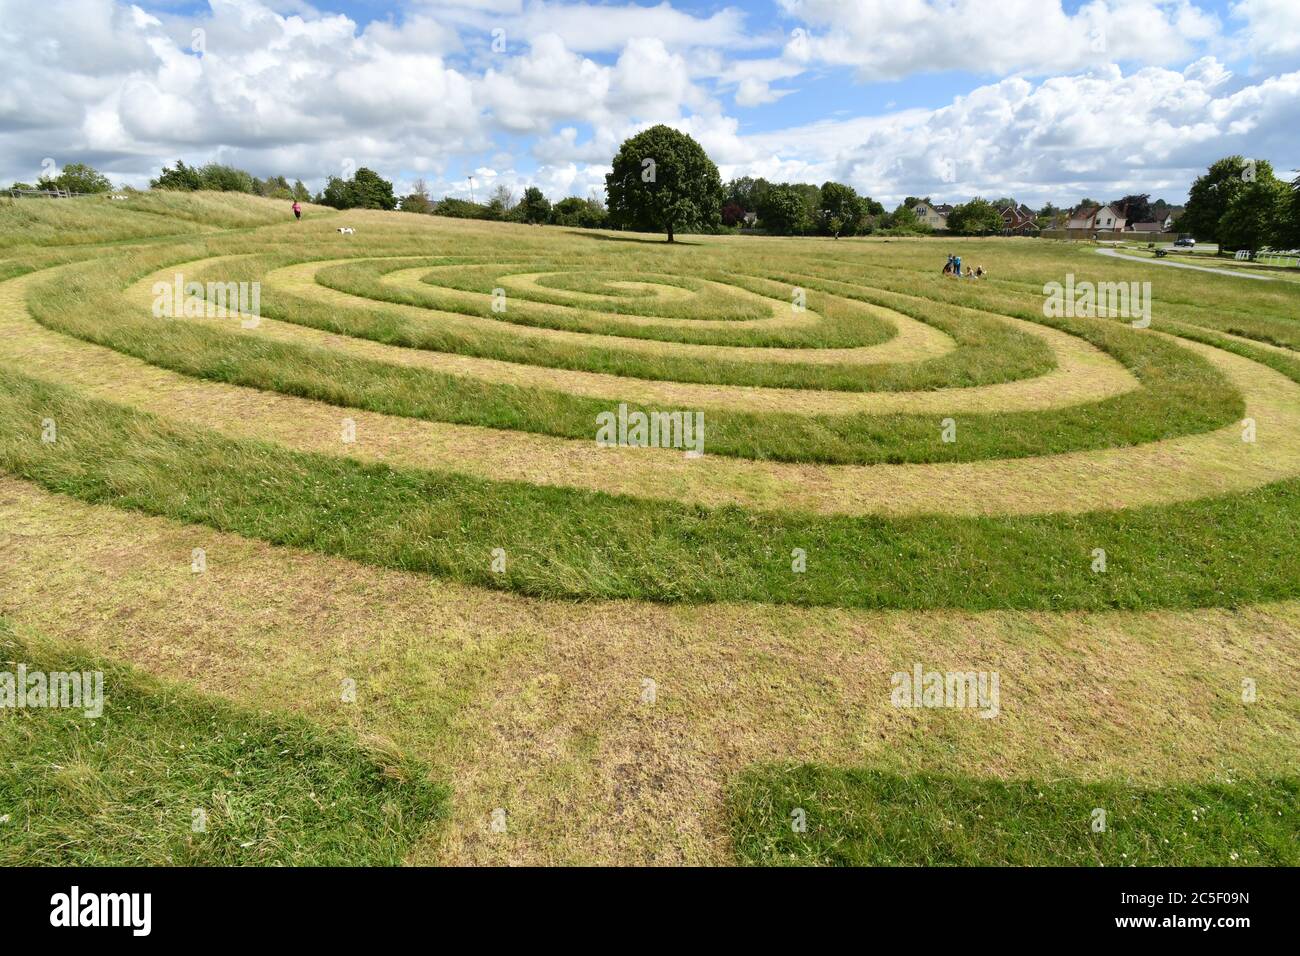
[319,167,397,210]
[818,181,863,238]
[605,125,722,241]
[1181,155,1296,250]
[38,162,113,194]
[946,198,1003,235]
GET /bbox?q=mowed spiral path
[4,250,1300,517]
[3,201,1299,865]
[2,209,1299,611]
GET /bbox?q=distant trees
[946,198,1003,235]
[486,185,515,219]
[818,181,864,238]
[398,178,434,214]
[37,162,114,194]
[757,183,812,235]
[883,202,923,232]
[151,161,312,202]
[318,167,397,210]
[550,196,608,228]
[1181,155,1297,250]
[517,186,552,224]
[721,200,746,227]
[606,125,723,241]
[1116,193,1152,223]
[433,197,491,219]
[719,175,883,237]
[152,161,203,191]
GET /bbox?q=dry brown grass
[2,477,1296,864]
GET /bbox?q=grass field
[1,191,1297,865]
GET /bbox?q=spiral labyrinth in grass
[3,197,1299,867]
[3,213,1299,610]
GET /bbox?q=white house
[910,201,953,230]
[1066,203,1127,232]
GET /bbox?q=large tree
[1217,174,1290,252]
[1284,175,1300,249]
[1180,156,1270,242]
[517,186,552,224]
[1115,193,1152,223]
[606,125,722,241]
[758,184,813,235]
[818,181,863,238]
[319,167,397,210]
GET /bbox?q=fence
[5,188,81,199]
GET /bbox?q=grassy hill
[1,191,1296,864]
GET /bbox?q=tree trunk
[666,221,675,243]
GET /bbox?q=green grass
[232,254,1048,389]
[728,765,1300,866]
[1,366,1296,610]
[3,193,1299,865]
[0,619,446,865]
[23,253,1243,465]
[0,192,331,251]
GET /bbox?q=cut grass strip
[2,366,1299,609]
[5,475,1298,865]
[316,258,907,348]
[152,258,1124,417]
[728,765,1299,866]
[4,277,1296,516]
[25,261,1240,465]
[0,619,447,866]
[266,257,1002,388]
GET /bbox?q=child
[292,200,301,221]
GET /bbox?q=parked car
[1173,236,1196,248]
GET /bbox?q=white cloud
[777,0,1220,81]
[1231,0,1300,63]
[734,58,1300,206]
[1,0,1296,208]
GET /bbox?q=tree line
[1178,156,1299,252]
[15,140,1296,252]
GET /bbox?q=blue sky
[3,0,1298,208]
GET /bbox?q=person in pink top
[292,200,301,221]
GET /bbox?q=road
[1095,246,1277,281]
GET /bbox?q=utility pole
[468,176,475,204]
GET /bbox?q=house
[1000,203,1040,236]
[1066,203,1126,233]
[911,201,952,230]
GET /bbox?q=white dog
[337,227,355,235]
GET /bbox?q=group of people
[942,253,984,279]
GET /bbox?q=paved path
[1096,246,1277,281]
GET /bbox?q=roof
[1069,203,1124,222]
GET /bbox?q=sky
[1,0,1298,208]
